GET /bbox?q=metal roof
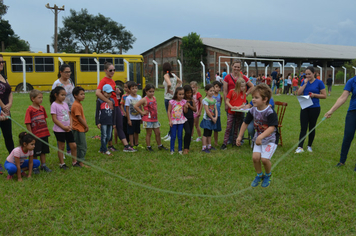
[201,38,356,60]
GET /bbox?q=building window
[80,57,97,72]
[35,57,54,72]
[99,58,113,71]
[114,58,124,72]
[11,56,33,72]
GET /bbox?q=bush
[335,71,344,84]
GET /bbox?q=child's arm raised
[133,97,147,116]
[167,102,173,127]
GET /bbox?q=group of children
[3,74,279,188]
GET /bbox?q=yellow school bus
[0,52,145,91]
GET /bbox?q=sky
[3,0,356,55]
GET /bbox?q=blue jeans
[340,110,356,164]
[165,99,171,136]
[271,80,277,94]
[4,159,40,176]
[206,78,210,84]
[170,124,184,152]
[100,125,113,152]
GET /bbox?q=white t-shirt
[125,94,142,120]
[216,76,222,83]
[163,73,178,100]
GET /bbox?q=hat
[103,84,114,93]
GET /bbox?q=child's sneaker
[195,137,202,142]
[147,146,154,152]
[170,151,174,155]
[336,162,345,167]
[6,175,13,180]
[162,134,169,140]
[261,174,272,188]
[123,146,137,152]
[251,175,264,187]
[307,146,313,152]
[33,168,40,174]
[202,148,211,153]
[60,164,68,170]
[158,144,168,151]
[72,162,82,168]
[40,165,52,173]
[164,136,171,142]
[220,144,227,150]
[104,151,113,156]
[108,146,118,152]
[178,151,183,155]
[295,147,304,154]
[209,146,216,151]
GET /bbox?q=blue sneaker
[261,174,272,188]
[209,146,216,151]
[251,175,264,187]
[202,148,211,153]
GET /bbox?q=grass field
[1,85,356,235]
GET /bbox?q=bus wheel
[115,80,124,89]
[15,83,33,92]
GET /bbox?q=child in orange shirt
[71,86,89,167]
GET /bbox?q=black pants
[0,119,14,154]
[183,118,194,150]
[298,107,320,148]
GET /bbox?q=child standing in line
[236,83,279,188]
[120,82,130,142]
[71,86,89,168]
[134,84,168,152]
[212,81,223,146]
[4,132,40,181]
[50,86,78,170]
[125,81,142,148]
[183,85,197,154]
[167,87,187,154]
[113,86,122,144]
[190,81,203,142]
[25,89,52,173]
[221,78,246,150]
[200,84,218,153]
[96,84,116,156]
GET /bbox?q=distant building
[141,36,356,83]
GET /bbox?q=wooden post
[47,44,50,53]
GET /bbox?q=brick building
[141,36,356,84]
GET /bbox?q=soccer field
[1,85,355,235]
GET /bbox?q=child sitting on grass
[236,83,279,188]
[4,132,40,181]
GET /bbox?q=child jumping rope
[4,132,40,181]
[183,85,197,154]
[200,84,218,153]
[134,84,168,151]
[190,81,203,142]
[167,87,187,154]
[236,83,279,188]
[50,86,78,170]
[221,78,246,150]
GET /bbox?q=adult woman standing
[96,62,135,152]
[223,60,254,112]
[325,75,356,168]
[295,66,326,153]
[0,54,14,154]
[52,64,75,110]
[162,62,182,141]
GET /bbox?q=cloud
[304,19,356,46]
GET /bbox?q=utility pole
[45,3,65,53]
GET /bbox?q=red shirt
[224,74,249,92]
[97,77,119,106]
[266,77,272,85]
[25,105,50,138]
[142,96,158,122]
[226,89,246,114]
[292,78,299,87]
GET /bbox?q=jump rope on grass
[7,115,327,198]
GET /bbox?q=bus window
[80,57,97,72]
[129,62,142,89]
[35,57,54,72]
[11,56,33,72]
[114,58,124,72]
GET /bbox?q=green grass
[1,86,356,235]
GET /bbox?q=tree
[0,1,30,51]
[180,32,206,83]
[57,9,136,54]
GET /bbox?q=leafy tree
[180,32,206,82]
[57,9,136,53]
[0,1,30,51]
[343,59,356,80]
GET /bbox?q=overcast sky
[4,0,356,55]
